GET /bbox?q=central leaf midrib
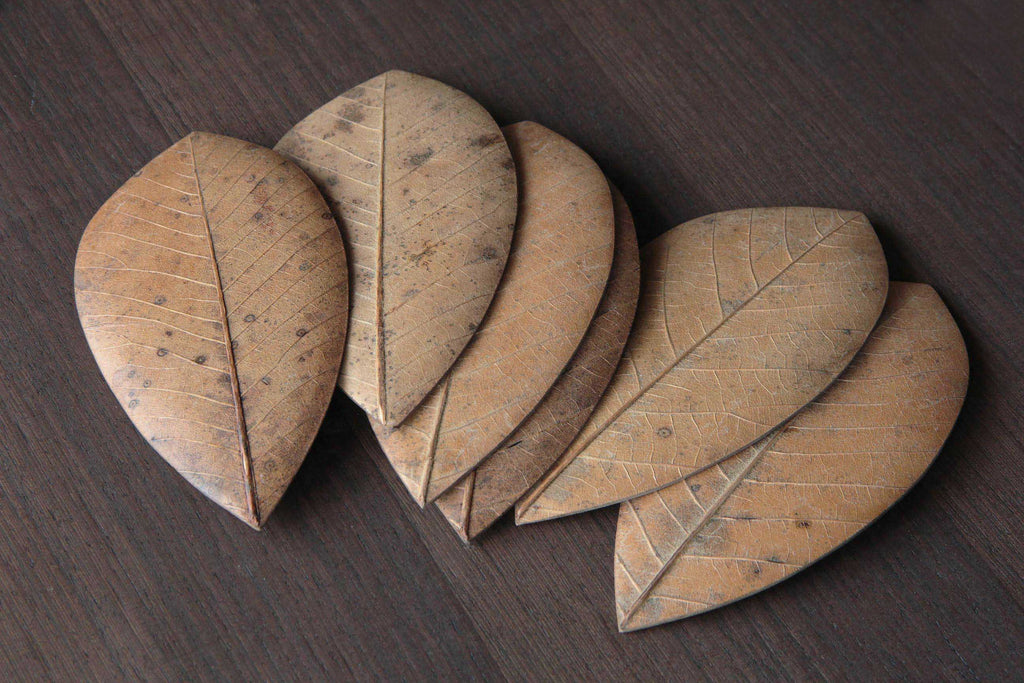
[621,431,781,626]
[190,135,259,526]
[374,72,389,424]
[419,374,451,505]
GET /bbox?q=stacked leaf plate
[74,70,968,632]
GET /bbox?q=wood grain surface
[0,0,1021,679]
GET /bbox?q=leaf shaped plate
[435,185,640,540]
[517,208,888,523]
[371,122,616,505]
[614,282,969,631]
[276,70,517,426]
[75,132,349,528]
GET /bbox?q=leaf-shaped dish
[75,132,349,529]
[276,70,517,427]
[614,282,968,631]
[517,208,888,524]
[435,186,640,540]
[371,122,616,505]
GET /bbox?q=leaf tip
[616,607,642,633]
[182,130,218,148]
[381,68,414,80]
[381,406,407,429]
[423,484,443,507]
[436,499,473,543]
[238,511,263,531]
[514,504,541,526]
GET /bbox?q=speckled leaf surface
[74,133,349,528]
[276,70,517,426]
[614,283,968,631]
[436,185,640,540]
[518,208,888,524]
[372,122,616,505]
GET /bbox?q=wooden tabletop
[1,1,1021,679]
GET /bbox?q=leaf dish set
[74,70,969,632]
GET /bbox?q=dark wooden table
[1,1,1021,679]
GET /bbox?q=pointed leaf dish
[436,185,641,540]
[614,282,969,631]
[75,132,349,529]
[517,207,889,524]
[372,122,616,505]
[276,70,518,427]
